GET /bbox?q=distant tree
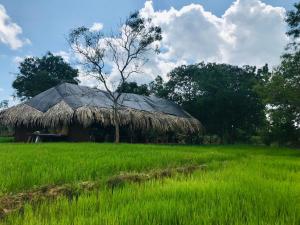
[12,52,79,100]
[69,11,162,143]
[117,82,150,96]
[0,100,9,136]
[258,52,300,146]
[149,76,169,98]
[286,2,300,50]
[256,3,300,146]
[151,63,266,143]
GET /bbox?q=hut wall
[15,127,35,142]
[13,124,177,143]
[67,125,94,142]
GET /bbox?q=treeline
[120,48,300,146]
[117,3,300,147]
[151,63,267,144]
[119,54,299,146]
[3,3,300,146]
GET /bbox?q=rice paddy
[0,143,299,224]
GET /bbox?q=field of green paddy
[0,142,299,225]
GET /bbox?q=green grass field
[0,143,299,224]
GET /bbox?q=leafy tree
[149,76,170,98]
[0,100,10,136]
[256,3,300,146]
[69,11,162,143]
[286,2,300,50]
[258,52,300,146]
[151,62,266,143]
[12,52,79,100]
[117,82,150,96]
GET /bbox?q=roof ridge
[53,83,65,99]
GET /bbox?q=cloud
[54,51,71,62]
[0,4,30,49]
[141,2,225,64]
[13,51,71,67]
[90,22,104,32]
[68,0,289,88]
[141,0,288,69]
[13,56,24,64]
[222,0,288,65]
[12,55,33,65]
[76,65,100,88]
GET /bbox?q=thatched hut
[0,83,202,142]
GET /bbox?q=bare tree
[69,12,162,143]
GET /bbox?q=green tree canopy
[149,76,172,99]
[12,52,79,100]
[286,2,300,50]
[255,3,300,146]
[150,62,266,143]
[258,52,300,146]
[117,82,150,96]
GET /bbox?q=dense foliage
[117,82,150,96]
[150,63,265,144]
[257,53,300,146]
[286,2,300,50]
[255,3,300,146]
[12,52,79,100]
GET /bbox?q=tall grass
[0,144,248,194]
[0,144,299,224]
[4,156,300,225]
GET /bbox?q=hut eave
[0,101,203,133]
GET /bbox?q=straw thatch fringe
[0,101,202,133]
[0,103,43,127]
[42,101,74,127]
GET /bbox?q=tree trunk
[113,105,120,143]
[115,122,120,143]
[129,125,133,143]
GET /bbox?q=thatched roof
[0,83,202,133]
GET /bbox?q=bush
[203,135,221,145]
[249,136,264,146]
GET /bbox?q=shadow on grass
[0,137,14,143]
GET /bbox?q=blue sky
[0,0,298,103]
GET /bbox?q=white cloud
[222,0,288,65]
[0,4,30,49]
[54,51,70,62]
[12,55,33,65]
[13,56,24,64]
[77,65,100,88]
[7,96,20,107]
[67,0,289,88]
[14,51,71,67]
[90,22,104,32]
[141,3,225,63]
[141,0,288,69]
